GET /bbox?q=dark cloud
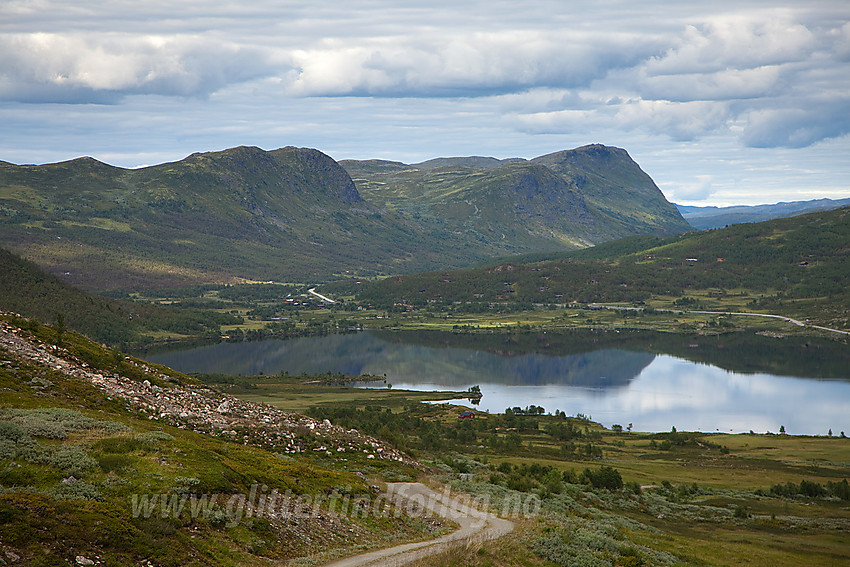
[2,3,847,151]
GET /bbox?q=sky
[1,1,848,206]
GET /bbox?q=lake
[142,329,850,435]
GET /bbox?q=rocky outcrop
[0,314,414,465]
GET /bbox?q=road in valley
[308,288,337,304]
[323,482,514,567]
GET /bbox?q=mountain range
[677,198,850,230]
[0,144,688,291]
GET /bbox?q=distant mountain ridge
[0,144,688,291]
[341,144,689,248]
[676,198,850,230]
[412,156,527,169]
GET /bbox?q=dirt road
[323,482,514,567]
[587,303,850,336]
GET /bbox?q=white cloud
[510,95,731,142]
[0,33,277,102]
[742,96,850,148]
[640,65,783,102]
[644,16,817,76]
[615,99,731,140]
[660,174,716,201]
[283,30,658,97]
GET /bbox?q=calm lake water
[142,329,850,435]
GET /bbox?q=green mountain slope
[530,145,688,236]
[342,144,689,249]
[356,207,850,329]
[0,146,429,290]
[1,144,688,291]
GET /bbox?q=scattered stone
[0,316,417,468]
[75,556,95,566]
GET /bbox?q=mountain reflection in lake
[143,329,850,435]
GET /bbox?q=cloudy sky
[1,1,848,205]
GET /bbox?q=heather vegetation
[304,396,850,566]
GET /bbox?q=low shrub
[136,431,174,445]
[1,408,128,440]
[40,445,98,476]
[766,478,850,501]
[49,480,103,501]
[0,421,28,443]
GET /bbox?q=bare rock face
[270,146,364,205]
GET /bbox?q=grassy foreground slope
[1,313,848,566]
[0,314,441,566]
[355,207,850,330]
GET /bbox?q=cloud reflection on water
[145,332,850,435]
[398,356,850,434]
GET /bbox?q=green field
[195,372,473,413]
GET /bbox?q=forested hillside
[0,247,239,345]
[354,207,850,329]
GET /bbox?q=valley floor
[1,313,848,566]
